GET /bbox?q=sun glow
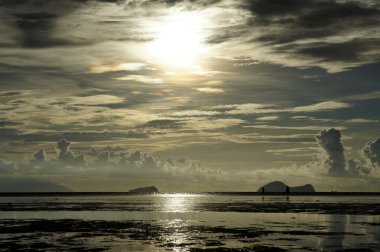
[148,12,209,67]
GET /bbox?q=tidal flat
[0,194,379,251]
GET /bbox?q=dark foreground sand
[0,218,378,251]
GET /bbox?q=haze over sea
[1,194,379,251]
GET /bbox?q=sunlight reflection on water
[160,193,199,212]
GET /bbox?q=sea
[0,194,379,251]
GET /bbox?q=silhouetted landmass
[0,177,71,192]
[129,186,159,194]
[258,181,315,193]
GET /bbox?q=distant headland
[258,181,315,193]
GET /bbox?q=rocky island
[258,181,315,193]
[128,186,159,194]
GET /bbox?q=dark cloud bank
[213,0,380,71]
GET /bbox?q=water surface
[0,194,379,251]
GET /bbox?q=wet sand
[0,194,379,251]
[1,201,380,215]
[0,218,378,251]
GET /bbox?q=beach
[0,194,379,251]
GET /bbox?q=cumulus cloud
[97,151,111,163]
[315,128,346,176]
[314,128,377,177]
[346,158,371,177]
[56,138,86,165]
[0,137,209,187]
[34,149,46,161]
[362,138,380,168]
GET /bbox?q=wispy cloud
[195,87,224,93]
[290,101,351,112]
[256,116,280,121]
[244,125,347,131]
[342,91,380,101]
[90,63,148,73]
[204,80,223,85]
[171,101,351,117]
[115,75,164,84]
[345,118,379,123]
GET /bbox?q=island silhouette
[129,186,159,194]
[258,181,315,193]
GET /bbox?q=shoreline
[1,191,380,197]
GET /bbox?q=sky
[0,0,379,192]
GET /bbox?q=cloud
[34,149,46,161]
[97,151,111,163]
[362,138,380,167]
[290,101,351,113]
[0,1,86,48]
[195,87,224,93]
[122,0,222,8]
[115,75,164,84]
[204,80,223,85]
[226,133,315,144]
[314,128,375,177]
[256,116,279,121]
[0,138,209,186]
[345,118,379,123]
[170,101,351,118]
[66,95,126,106]
[170,110,221,117]
[57,138,74,160]
[342,91,380,101]
[0,129,148,143]
[224,101,350,114]
[291,116,335,123]
[56,138,86,165]
[89,63,148,73]
[266,147,319,154]
[0,132,378,191]
[346,158,371,177]
[315,128,346,176]
[207,0,380,72]
[0,0,158,49]
[142,119,182,129]
[0,89,42,97]
[184,118,245,130]
[245,125,347,131]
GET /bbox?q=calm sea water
[0,194,379,251]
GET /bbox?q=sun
[148,12,208,67]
